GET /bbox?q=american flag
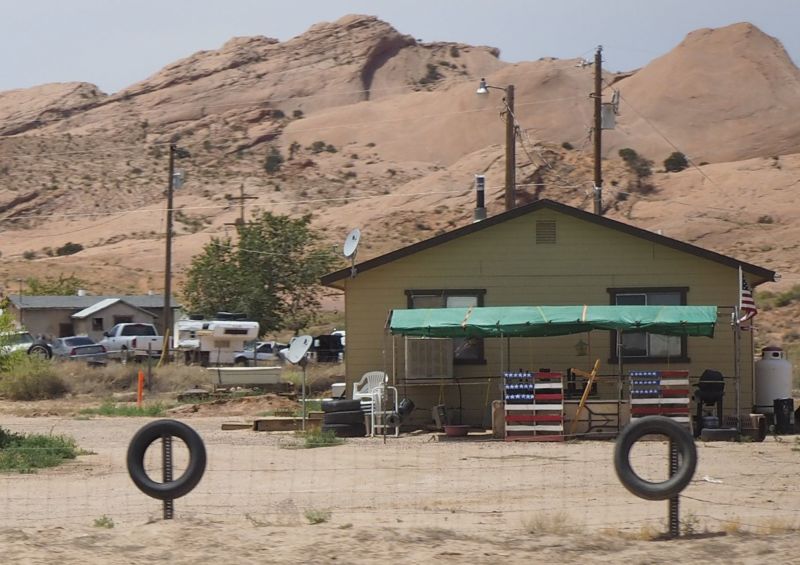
[740,277,757,323]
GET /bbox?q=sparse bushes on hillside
[56,242,83,256]
[664,151,689,172]
[23,250,37,260]
[264,146,284,174]
[619,148,656,195]
[309,141,337,154]
[419,63,443,85]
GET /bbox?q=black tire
[234,357,249,367]
[322,399,362,413]
[614,416,697,501]
[127,419,207,500]
[322,410,364,425]
[322,423,367,438]
[27,343,52,359]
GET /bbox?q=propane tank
[754,346,793,414]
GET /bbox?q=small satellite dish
[284,335,313,364]
[343,228,361,258]
[343,228,361,278]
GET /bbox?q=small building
[321,199,776,429]
[6,294,181,340]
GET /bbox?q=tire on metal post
[614,416,697,501]
[321,399,362,413]
[127,419,207,500]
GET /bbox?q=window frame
[607,286,690,364]
[405,289,487,365]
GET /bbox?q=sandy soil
[0,410,799,564]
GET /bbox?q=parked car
[312,334,344,363]
[99,323,162,361]
[0,330,52,358]
[233,341,288,366]
[50,336,108,365]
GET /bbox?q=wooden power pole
[505,84,516,211]
[593,46,603,215]
[162,144,177,360]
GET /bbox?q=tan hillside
[0,15,798,346]
[610,22,800,164]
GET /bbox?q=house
[321,199,776,428]
[6,294,181,341]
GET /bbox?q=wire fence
[0,415,798,539]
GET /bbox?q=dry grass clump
[53,362,209,395]
[0,356,68,400]
[521,511,571,535]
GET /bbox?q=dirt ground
[0,401,799,564]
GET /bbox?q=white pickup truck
[99,323,163,362]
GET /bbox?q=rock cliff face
[611,22,800,163]
[0,15,798,336]
[0,82,106,135]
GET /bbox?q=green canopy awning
[388,305,718,338]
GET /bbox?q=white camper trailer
[174,317,259,366]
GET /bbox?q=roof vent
[536,220,557,244]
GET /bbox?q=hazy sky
[3,0,798,94]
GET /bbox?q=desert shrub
[757,215,774,224]
[619,148,653,178]
[0,357,68,400]
[264,146,284,174]
[23,250,37,260]
[561,141,574,150]
[0,427,79,472]
[449,45,460,58]
[419,63,443,85]
[304,508,332,524]
[292,110,304,119]
[664,151,689,172]
[56,242,83,256]
[79,402,167,417]
[302,429,342,449]
[309,141,327,154]
[271,109,285,119]
[325,144,337,153]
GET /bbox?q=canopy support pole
[733,307,742,433]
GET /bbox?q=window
[92,317,104,331]
[608,287,689,362]
[405,289,486,364]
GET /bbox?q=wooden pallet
[504,372,565,442]
[629,370,691,430]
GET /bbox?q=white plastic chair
[352,371,388,404]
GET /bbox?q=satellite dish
[284,335,312,364]
[343,228,361,278]
[343,228,361,258]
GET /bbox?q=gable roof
[7,294,181,310]
[71,298,157,320]
[321,199,776,287]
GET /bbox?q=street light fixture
[476,78,516,211]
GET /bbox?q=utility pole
[230,184,257,225]
[504,84,516,211]
[593,46,603,215]
[162,144,176,361]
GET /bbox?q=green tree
[182,212,339,333]
[26,274,89,295]
[664,151,689,172]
